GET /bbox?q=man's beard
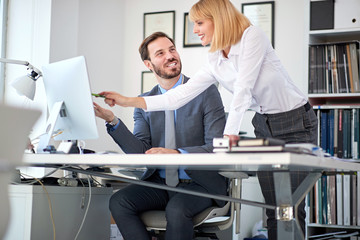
[151,59,182,79]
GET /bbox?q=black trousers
[252,103,318,240]
[109,173,213,240]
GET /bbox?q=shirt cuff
[178,148,188,154]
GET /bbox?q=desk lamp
[0,57,42,100]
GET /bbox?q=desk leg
[274,171,321,240]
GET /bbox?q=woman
[100,0,317,238]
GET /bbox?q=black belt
[304,102,311,112]
[179,179,193,183]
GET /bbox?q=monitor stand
[37,101,64,153]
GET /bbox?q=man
[94,32,227,240]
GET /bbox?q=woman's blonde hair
[189,0,251,52]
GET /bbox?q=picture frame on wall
[183,12,202,48]
[144,11,175,39]
[141,71,158,94]
[241,1,275,47]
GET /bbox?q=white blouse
[144,25,307,135]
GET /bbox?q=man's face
[145,37,182,79]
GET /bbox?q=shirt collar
[158,74,183,94]
[216,40,242,66]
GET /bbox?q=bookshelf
[306,1,360,238]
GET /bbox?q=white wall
[5,0,309,152]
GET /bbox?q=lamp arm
[0,57,30,66]
[0,57,42,79]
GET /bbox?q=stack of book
[213,137,285,153]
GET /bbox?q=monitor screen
[39,56,98,151]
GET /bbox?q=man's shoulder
[139,85,159,97]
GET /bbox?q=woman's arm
[100,67,217,112]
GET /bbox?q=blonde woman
[100,0,317,238]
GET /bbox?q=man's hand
[145,148,180,154]
[99,91,147,109]
[93,102,115,122]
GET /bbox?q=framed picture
[141,71,158,94]
[144,11,175,39]
[242,1,275,47]
[183,12,202,48]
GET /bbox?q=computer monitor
[37,56,98,152]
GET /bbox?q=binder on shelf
[308,41,360,95]
[310,0,334,30]
[350,174,357,225]
[321,175,328,224]
[353,109,360,159]
[343,174,351,225]
[349,43,360,93]
[357,171,360,226]
[327,175,336,225]
[309,45,317,94]
[336,173,343,225]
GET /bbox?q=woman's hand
[224,134,240,147]
[98,91,147,109]
[98,91,125,107]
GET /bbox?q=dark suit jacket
[107,75,227,206]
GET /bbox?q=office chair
[140,172,249,240]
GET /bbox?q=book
[354,108,360,159]
[321,110,329,153]
[338,109,344,158]
[236,138,285,147]
[334,109,339,157]
[343,110,352,158]
[329,110,335,156]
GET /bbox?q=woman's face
[193,18,214,46]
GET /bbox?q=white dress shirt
[145,26,307,135]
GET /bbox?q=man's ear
[144,60,153,72]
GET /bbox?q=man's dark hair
[138,32,176,61]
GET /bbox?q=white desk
[23,152,360,240]
[22,152,359,172]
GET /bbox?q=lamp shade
[10,75,36,100]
